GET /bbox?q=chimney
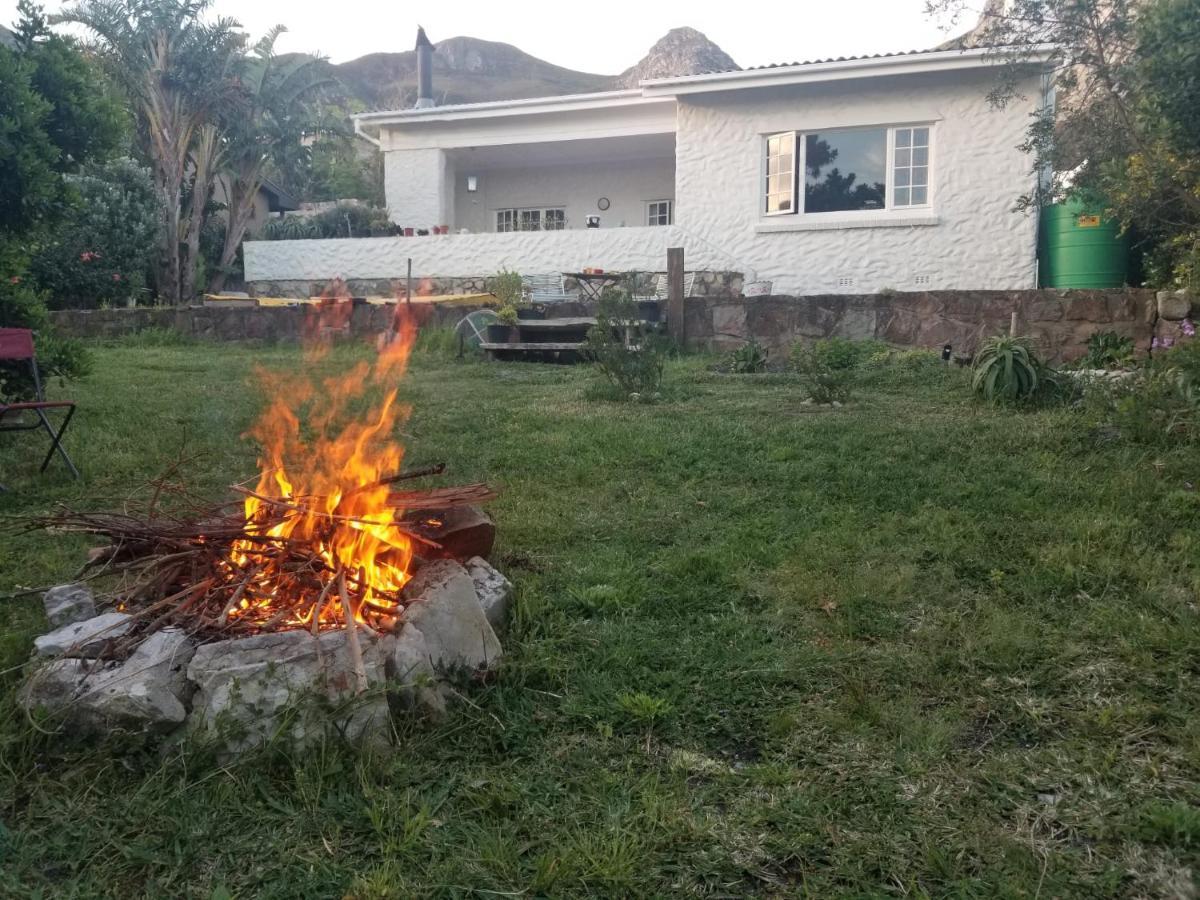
[415,26,435,109]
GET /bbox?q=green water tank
[1039,199,1129,288]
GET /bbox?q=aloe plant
[972,336,1045,403]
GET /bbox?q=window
[892,127,930,207]
[805,128,887,213]
[765,132,795,214]
[495,207,566,232]
[647,200,673,226]
[764,124,932,215]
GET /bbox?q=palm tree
[206,27,332,293]
[57,0,244,304]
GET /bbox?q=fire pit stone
[465,556,513,635]
[34,611,133,658]
[402,561,503,672]
[42,583,97,628]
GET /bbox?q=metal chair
[0,328,79,489]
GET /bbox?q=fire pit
[17,305,512,752]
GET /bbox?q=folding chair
[0,328,79,489]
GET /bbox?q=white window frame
[764,131,797,216]
[646,199,673,226]
[495,206,567,233]
[761,123,935,220]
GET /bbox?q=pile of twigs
[8,463,496,663]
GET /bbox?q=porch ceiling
[445,133,675,171]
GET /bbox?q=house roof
[353,44,1058,134]
[259,179,299,213]
[639,45,1059,95]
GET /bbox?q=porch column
[383,148,453,231]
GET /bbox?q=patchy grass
[1,341,1199,897]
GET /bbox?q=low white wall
[243,226,731,283]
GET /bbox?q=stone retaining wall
[246,270,744,300]
[684,289,1159,363]
[51,288,1165,363]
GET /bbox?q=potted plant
[487,305,519,343]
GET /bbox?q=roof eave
[640,45,1061,96]
[352,88,668,128]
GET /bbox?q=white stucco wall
[451,157,675,233]
[244,226,726,282]
[384,148,453,229]
[674,70,1043,295]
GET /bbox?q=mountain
[619,27,738,87]
[329,28,738,111]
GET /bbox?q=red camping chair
[0,328,79,489]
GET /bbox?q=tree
[58,0,245,304]
[31,158,159,308]
[206,28,332,293]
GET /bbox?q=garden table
[563,271,631,303]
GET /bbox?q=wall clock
[597,197,610,211]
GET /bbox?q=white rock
[17,658,100,712]
[33,612,132,658]
[465,556,513,634]
[75,629,197,733]
[42,584,97,628]
[403,567,502,672]
[389,625,447,714]
[185,629,395,754]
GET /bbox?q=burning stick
[337,570,368,695]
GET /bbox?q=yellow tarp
[207,293,494,308]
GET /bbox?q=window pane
[895,128,911,148]
[911,186,928,205]
[913,147,929,166]
[804,129,887,213]
[895,168,910,187]
[913,128,929,146]
[894,148,911,167]
[893,186,910,206]
[911,166,928,186]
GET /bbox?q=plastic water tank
[1039,199,1129,288]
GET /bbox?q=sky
[1,0,980,73]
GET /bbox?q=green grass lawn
[2,340,1199,898]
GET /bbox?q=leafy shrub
[1079,330,1135,369]
[261,204,396,240]
[1111,368,1198,444]
[971,336,1052,404]
[792,337,889,371]
[486,269,524,308]
[1153,338,1200,383]
[30,158,158,309]
[791,345,852,404]
[0,246,91,400]
[585,288,666,399]
[727,340,769,373]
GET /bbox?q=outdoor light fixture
[942,343,953,363]
[466,175,478,192]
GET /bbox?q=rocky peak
[619,27,739,87]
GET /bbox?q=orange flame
[224,297,420,632]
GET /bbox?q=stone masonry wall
[684,289,1158,363]
[51,288,1163,363]
[246,271,744,301]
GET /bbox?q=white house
[247,43,1057,297]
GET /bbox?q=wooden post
[667,246,685,346]
[1010,310,1018,337]
[406,258,413,307]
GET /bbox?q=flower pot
[403,227,414,237]
[637,300,661,323]
[517,307,545,320]
[486,323,514,343]
[585,215,601,228]
[743,280,773,297]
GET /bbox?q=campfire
[18,300,510,749]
